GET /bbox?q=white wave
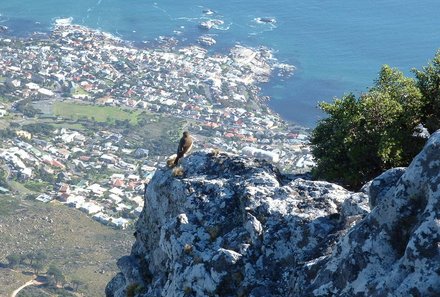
[54,17,73,26]
[213,24,231,31]
[176,17,201,23]
[198,18,231,31]
[0,17,10,24]
[247,17,277,36]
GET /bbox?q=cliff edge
[106,132,440,297]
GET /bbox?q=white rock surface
[298,131,440,296]
[106,149,368,296]
[107,132,440,296]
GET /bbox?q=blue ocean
[1,0,440,127]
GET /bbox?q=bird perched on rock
[174,131,193,166]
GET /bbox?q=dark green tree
[6,253,21,269]
[0,168,8,188]
[413,50,440,132]
[47,265,66,287]
[34,251,47,264]
[26,252,36,266]
[31,261,46,275]
[25,251,46,266]
[311,93,364,187]
[22,123,55,135]
[311,65,424,189]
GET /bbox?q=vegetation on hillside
[0,195,131,297]
[311,50,440,189]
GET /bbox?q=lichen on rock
[107,131,440,297]
[106,150,369,296]
[298,131,440,296]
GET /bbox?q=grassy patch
[0,195,20,215]
[9,180,34,194]
[71,86,89,97]
[53,102,141,125]
[0,269,30,297]
[23,181,50,192]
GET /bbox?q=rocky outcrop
[299,131,440,296]
[106,150,368,296]
[107,132,440,297]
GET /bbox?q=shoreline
[0,16,303,126]
[0,18,312,162]
[0,16,315,233]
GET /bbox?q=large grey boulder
[107,131,440,297]
[106,150,368,296]
[299,131,440,296]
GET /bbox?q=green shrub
[312,62,428,189]
[414,50,440,132]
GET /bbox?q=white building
[79,201,103,214]
[64,195,86,208]
[36,194,53,203]
[110,217,130,229]
[87,183,107,196]
[242,146,280,163]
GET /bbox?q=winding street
[10,277,43,297]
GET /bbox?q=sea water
[1,0,439,127]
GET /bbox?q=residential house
[79,201,103,214]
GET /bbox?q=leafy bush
[47,265,66,286]
[22,123,55,135]
[6,253,21,268]
[311,50,440,190]
[414,50,440,132]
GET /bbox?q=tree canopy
[47,265,66,286]
[311,51,440,189]
[414,50,440,132]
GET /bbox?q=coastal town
[0,20,314,229]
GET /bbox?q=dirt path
[10,277,41,297]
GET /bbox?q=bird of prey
[174,131,193,165]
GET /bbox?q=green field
[53,102,142,125]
